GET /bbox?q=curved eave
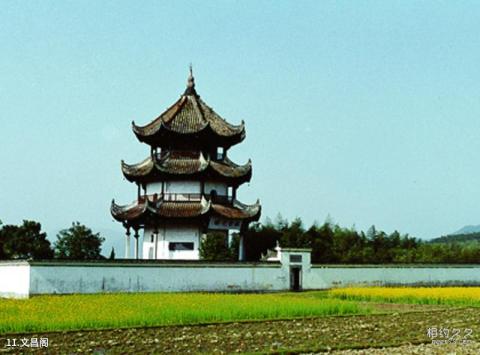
[132,121,245,148]
[208,158,252,181]
[110,199,148,223]
[121,155,252,184]
[131,94,246,147]
[111,197,211,225]
[211,199,261,221]
[153,197,211,218]
[121,157,155,183]
[110,197,261,225]
[197,96,246,138]
[131,95,187,138]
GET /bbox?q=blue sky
[1,1,479,252]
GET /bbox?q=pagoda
[111,67,261,260]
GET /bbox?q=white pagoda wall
[143,225,200,260]
[140,180,230,261]
[165,181,201,194]
[142,229,154,259]
[145,181,228,195]
[145,181,201,195]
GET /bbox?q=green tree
[109,247,116,260]
[280,218,309,248]
[0,220,53,260]
[273,213,289,231]
[307,222,335,263]
[54,222,104,260]
[199,231,236,261]
[244,221,280,261]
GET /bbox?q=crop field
[0,292,367,334]
[1,288,480,354]
[326,286,480,306]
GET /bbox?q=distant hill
[452,225,480,235]
[429,232,480,244]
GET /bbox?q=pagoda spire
[184,64,197,96]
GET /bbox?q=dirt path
[1,306,478,354]
[323,341,480,355]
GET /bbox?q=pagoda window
[169,242,194,251]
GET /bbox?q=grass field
[326,286,480,306]
[2,288,480,353]
[3,287,480,337]
[0,292,367,334]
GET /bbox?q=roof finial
[187,64,194,88]
[184,63,196,95]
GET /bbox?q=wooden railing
[162,193,202,202]
[139,193,233,204]
[210,195,233,204]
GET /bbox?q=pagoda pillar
[133,229,139,259]
[125,228,131,259]
[238,235,245,261]
[154,228,159,260]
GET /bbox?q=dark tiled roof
[121,156,154,177]
[212,200,261,219]
[111,196,260,224]
[209,156,252,178]
[132,92,245,139]
[121,151,251,182]
[166,96,206,133]
[110,199,148,221]
[155,201,208,218]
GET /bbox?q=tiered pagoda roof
[121,151,252,185]
[111,196,261,227]
[132,74,245,149]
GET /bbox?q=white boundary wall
[0,261,30,299]
[305,265,480,289]
[27,262,285,296]
[2,249,480,298]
